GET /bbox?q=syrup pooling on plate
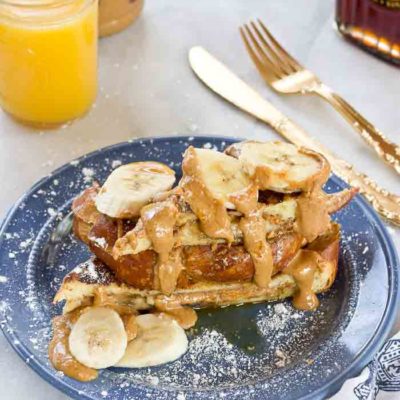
[48,140,358,380]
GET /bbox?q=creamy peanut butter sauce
[296,189,330,243]
[230,184,274,288]
[49,312,98,382]
[239,213,273,288]
[93,287,140,315]
[151,186,183,203]
[121,314,138,341]
[295,152,331,243]
[180,147,234,242]
[157,248,184,295]
[141,200,181,294]
[154,300,198,330]
[285,249,321,310]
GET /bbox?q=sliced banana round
[114,314,188,368]
[182,147,251,209]
[95,162,176,218]
[69,307,127,370]
[225,141,330,193]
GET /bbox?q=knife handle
[266,116,400,226]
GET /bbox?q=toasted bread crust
[55,234,339,313]
[78,212,305,289]
[71,186,348,292]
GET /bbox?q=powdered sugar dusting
[202,142,218,151]
[256,303,301,336]
[70,259,114,285]
[111,160,122,169]
[82,167,95,183]
[90,236,107,249]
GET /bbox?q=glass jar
[0,0,98,127]
[99,0,144,37]
[336,0,400,64]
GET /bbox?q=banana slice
[69,307,127,369]
[181,147,251,209]
[95,162,176,218]
[114,314,188,368]
[225,141,330,193]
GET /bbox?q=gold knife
[188,46,400,226]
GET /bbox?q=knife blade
[188,46,400,226]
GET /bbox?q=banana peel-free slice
[181,147,251,209]
[69,307,127,369]
[114,314,188,368]
[95,162,176,219]
[225,141,330,193]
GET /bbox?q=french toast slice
[55,224,339,314]
[71,185,354,291]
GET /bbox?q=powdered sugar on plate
[82,167,95,183]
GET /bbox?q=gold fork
[240,19,400,175]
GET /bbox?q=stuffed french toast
[49,140,357,381]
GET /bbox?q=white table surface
[0,0,399,398]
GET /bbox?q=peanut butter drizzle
[296,188,330,243]
[93,287,140,315]
[141,200,181,294]
[230,184,274,288]
[296,155,332,243]
[48,312,98,382]
[157,248,184,295]
[121,314,138,341]
[180,147,234,242]
[154,300,198,330]
[285,249,321,310]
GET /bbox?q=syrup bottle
[336,0,400,64]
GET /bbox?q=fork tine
[242,24,283,79]
[239,27,278,83]
[249,21,295,75]
[257,19,303,72]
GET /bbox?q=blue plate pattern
[0,136,399,400]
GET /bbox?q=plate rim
[0,135,399,400]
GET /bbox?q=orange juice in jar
[0,0,98,127]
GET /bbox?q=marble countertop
[0,0,399,398]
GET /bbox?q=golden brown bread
[54,228,339,313]
[78,211,305,289]
[71,185,353,291]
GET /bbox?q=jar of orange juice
[0,0,98,127]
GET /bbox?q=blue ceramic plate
[0,136,399,400]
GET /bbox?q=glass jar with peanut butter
[99,0,144,37]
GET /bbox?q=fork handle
[313,84,400,175]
